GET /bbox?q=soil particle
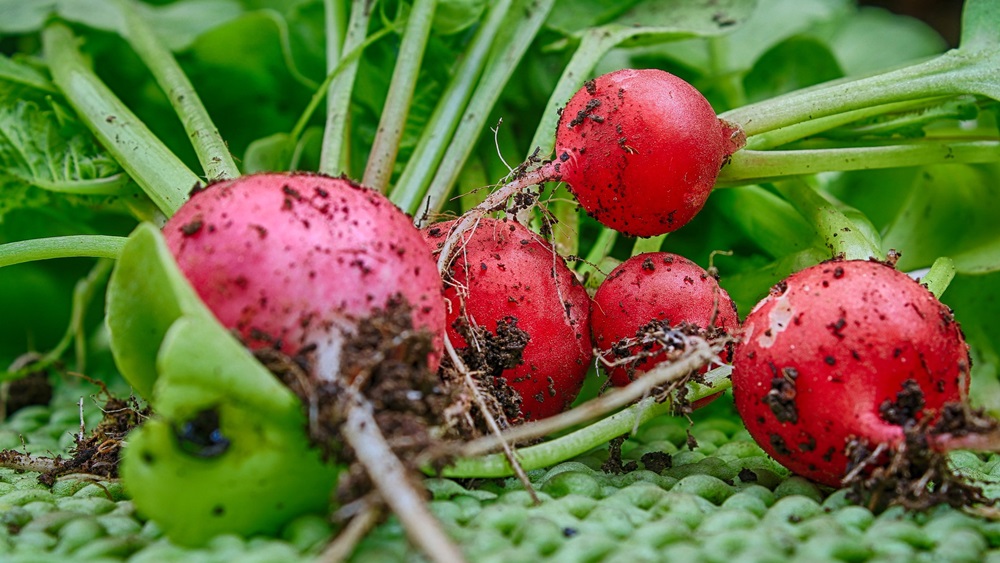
[640,451,672,473]
[762,367,799,424]
[601,434,638,474]
[1,362,52,419]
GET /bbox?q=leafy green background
[1,0,1000,560]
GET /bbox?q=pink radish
[424,218,592,421]
[591,252,740,392]
[163,172,447,377]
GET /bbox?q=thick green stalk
[43,23,198,216]
[363,0,438,192]
[772,180,882,261]
[922,257,957,298]
[0,236,126,268]
[319,0,374,176]
[115,0,239,180]
[420,0,555,215]
[389,0,513,214]
[716,140,1000,187]
[721,50,996,137]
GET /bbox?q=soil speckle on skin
[763,367,798,424]
[879,379,924,426]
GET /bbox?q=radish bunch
[732,260,971,487]
[591,252,740,393]
[424,218,592,422]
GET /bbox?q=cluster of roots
[255,298,481,504]
[844,381,997,512]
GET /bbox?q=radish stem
[0,236,125,268]
[341,387,466,563]
[390,0,513,214]
[921,256,957,298]
[43,23,198,215]
[319,0,373,176]
[115,0,239,181]
[363,0,438,192]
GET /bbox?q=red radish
[553,69,745,237]
[732,259,970,487]
[163,172,447,377]
[423,218,592,421]
[591,252,740,391]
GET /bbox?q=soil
[255,297,467,504]
[843,381,997,512]
[0,394,148,486]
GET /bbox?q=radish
[732,259,971,488]
[591,252,740,393]
[163,172,446,376]
[423,218,592,422]
[553,69,745,237]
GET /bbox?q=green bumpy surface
[2,386,1000,562]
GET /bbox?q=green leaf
[0,0,58,34]
[743,36,842,103]
[105,223,209,399]
[882,164,1000,274]
[826,6,947,76]
[960,0,1000,52]
[434,0,488,35]
[121,314,339,546]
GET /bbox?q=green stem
[720,51,983,137]
[921,256,957,298]
[772,180,882,261]
[744,97,953,151]
[439,367,732,478]
[420,0,555,215]
[115,0,239,181]
[289,24,398,146]
[363,0,438,192]
[577,227,617,278]
[3,259,114,381]
[43,23,199,216]
[319,0,374,176]
[389,0,513,214]
[631,235,667,256]
[23,173,131,196]
[0,236,126,268]
[716,140,1000,187]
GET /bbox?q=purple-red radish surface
[553,69,745,237]
[591,252,740,402]
[163,172,447,378]
[424,218,593,422]
[732,259,970,487]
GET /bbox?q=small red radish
[732,259,970,487]
[591,252,740,390]
[553,69,745,237]
[424,218,592,421]
[163,172,446,378]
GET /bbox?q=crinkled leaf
[883,164,1000,274]
[106,223,209,399]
